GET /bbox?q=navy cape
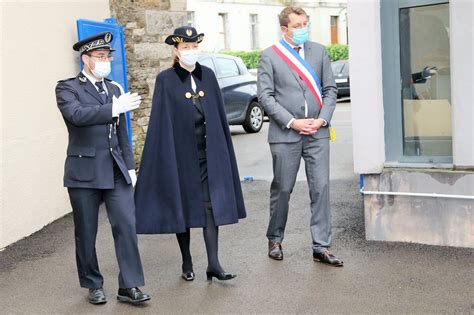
[134,63,246,234]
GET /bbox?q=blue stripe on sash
[279,39,323,94]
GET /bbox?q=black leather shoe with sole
[88,288,107,305]
[182,271,195,281]
[117,287,151,304]
[313,250,344,267]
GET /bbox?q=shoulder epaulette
[57,77,75,84]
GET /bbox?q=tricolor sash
[272,39,323,109]
[272,39,337,141]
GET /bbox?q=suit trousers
[266,136,332,253]
[67,163,145,289]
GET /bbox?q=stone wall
[110,0,187,166]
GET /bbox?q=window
[330,16,339,44]
[187,11,195,26]
[217,13,229,51]
[399,4,451,157]
[331,62,344,75]
[199,57,216,74]
[215,58,240,78]
[250,14,259,50]
[381,0,451,164]
[342,63,349,76]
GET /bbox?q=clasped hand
[291,118,325,136]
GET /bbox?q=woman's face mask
[179,49,200,67]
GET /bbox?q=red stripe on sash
[271,45,323,109]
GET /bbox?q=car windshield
[331,62,345,74]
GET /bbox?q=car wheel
[243,101,263,133]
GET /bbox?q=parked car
[198,53,263,133]
[331,60,350,98]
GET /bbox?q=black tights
[175,203,224,274]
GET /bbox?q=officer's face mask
[291,26,309,45]
[179,49,200,67]
[91,60,111,79]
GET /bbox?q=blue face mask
[291,27,309,45]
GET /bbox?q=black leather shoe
[182,271,195,281]
[117,287,151,304]
[268,241,283,260]
[206,268,237,281]
[88,288,107,305]
[313,250,344,267]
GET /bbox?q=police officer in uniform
[55,32,150,305]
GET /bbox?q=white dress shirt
[82,70,109,95]
[190,74,196,92]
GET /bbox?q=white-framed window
[217,13,229,51]
[250,14,259,50]
[187,11,195,26]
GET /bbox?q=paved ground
[1,101,473,314]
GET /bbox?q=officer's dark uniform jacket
[56,72,135,189]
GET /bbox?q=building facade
[348,0,473,248]
[0,0,111,249]
[186,0,348,53]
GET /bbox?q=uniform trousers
[67,163,145,289]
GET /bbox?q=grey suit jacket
[257,41,337,143]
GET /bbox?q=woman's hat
[165,26,204,45]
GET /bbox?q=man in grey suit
[257,6,343,266]
[56,32,151,304]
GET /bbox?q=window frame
[380,0,452,165]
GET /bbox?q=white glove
[128,169,137,187]
[112,92,141,117]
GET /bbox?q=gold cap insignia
[186,29,193,36]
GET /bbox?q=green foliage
[219,44,349,68]
[326,44,349,62]
[219,50,261,69]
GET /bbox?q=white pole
[360,189,474,200]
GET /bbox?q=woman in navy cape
[134,26,246,281]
